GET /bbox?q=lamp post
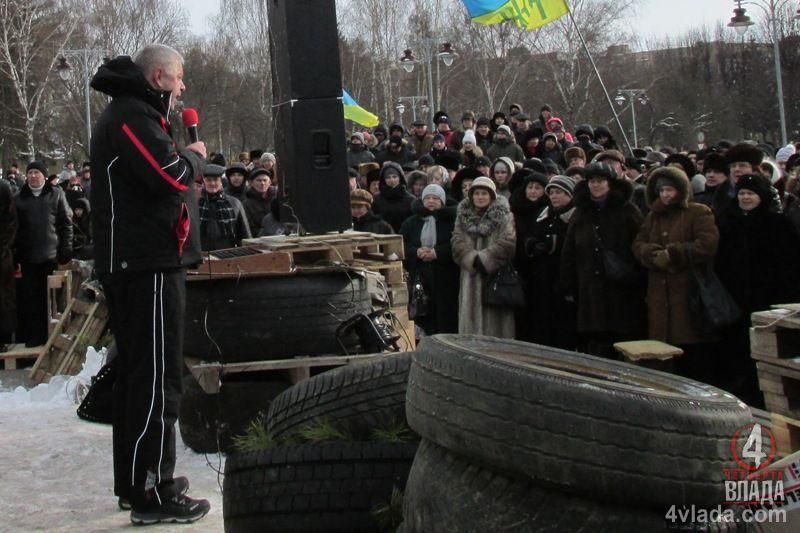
[397,95,428,123]
[56,49,110,149]
[614,89,649,149]
[726,0,800,146]
[398,40,457,125]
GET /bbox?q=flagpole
[566,6,635,157]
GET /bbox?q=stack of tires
[223,352,417,533]
[179,272,372,453]
[402,335,756,533]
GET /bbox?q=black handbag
[483,264,526,309]
[76,359,115,424]
[593,226,641,285]
[687,246,741,330]
[408,273,431,320]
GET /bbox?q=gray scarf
[420,215,437,248]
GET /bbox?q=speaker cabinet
[273,97,351,234]
[267,0,342,101]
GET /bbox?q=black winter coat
[14,183,73,265]
[560,179,646,337]
[243,188,272,236]
[524,203,578,349]
[0,180,16,335]
[716,204,800,317]
[372,163,416,233]
[89,56,203,274]
[400,199,460,334]
[352,211,393,234]
[198,192,251,251]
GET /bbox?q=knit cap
[545,175,576,198]
[421,184,446,204]
[462,129,477,145]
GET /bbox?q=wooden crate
[756,361,800,419]
[242,232,404,268]
[770,412,800,457]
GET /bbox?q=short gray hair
[133,44,183,78]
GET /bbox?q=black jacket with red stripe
[89,56,203,274]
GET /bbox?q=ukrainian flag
[343,90,379,127]
[463,0,570,30]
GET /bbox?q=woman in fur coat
[451,177,516,338]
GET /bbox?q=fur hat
[664,153,696,178]
[543,159,560,175]
[350,189,373,207]
[735,174,772,206]
[524,171,548,189]
[359,162,380,177]
[574,124,594,139]
[564,146,586,163]
[225,163,250,179]
[469,176,497,200]
[462,129,477,145]
[476,117,490,127]
[497,124,513,137]
[26,161,48,175]
[436,151,462,172]
[595,150,625,166]
[475,156,492,168]
[584,162,616,181]
[647,166,691,207]
[725,143,764,168]
[418,154,435,167]
[351,132,365,143]
[421,184,446,204]
[565,165,585,180]
[546,175,577,198]
[703,153,728,175]
[523,158,547,174]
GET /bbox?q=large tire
[179,372,291,453]
[406,335,754,508]
[184,272,371,362]
[223,441,417,533]
[267,352,412,440]
[402,440,750,533]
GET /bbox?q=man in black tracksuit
[90,44,210,525]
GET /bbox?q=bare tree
[0,0,79,160]
[86,0,189,56]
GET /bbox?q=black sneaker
[130,493,210,525]
[119,476,190,511]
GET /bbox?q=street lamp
[726,0,798,145]
[397,95,427,122]
[614,89,648,149]
[57,48,110,149]
[398,40,457,124]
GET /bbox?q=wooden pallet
[770,412,800,457]
[756,361,800,419]
[750,308,800,373]
[29,297,110,384]
[47,269,72,334]
[0,344,42,370]
[242,232,404,266]
[351,258,405,285]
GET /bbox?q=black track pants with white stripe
[102,269,185,505]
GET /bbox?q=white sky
[182,0,742,40]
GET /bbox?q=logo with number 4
[730,423,777,471]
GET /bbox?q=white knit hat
[462,129,477,145]
[776,144,796,163]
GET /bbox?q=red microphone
[182,108,200,144]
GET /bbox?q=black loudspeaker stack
[267,0,351,234]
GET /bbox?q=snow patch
[0,346,107,411]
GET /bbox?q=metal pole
[566,7,634,156]
[631,101,638,149]
[770,2,788,145]
[425,47,436,125]
[84,50,91,148]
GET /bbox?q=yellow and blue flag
[343,90,379,127]
[463,0,570,30]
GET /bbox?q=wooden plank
[30,298,77,383]
[770,412,800,456]
[185,353,388,394]
[752,309,800,331]
[756,361,800,419]
[614,340,684,361]
[750,350,800,372]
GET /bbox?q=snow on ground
[0,349,224,532]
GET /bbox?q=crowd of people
[3,103,800,409]
[342,104,800,407]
